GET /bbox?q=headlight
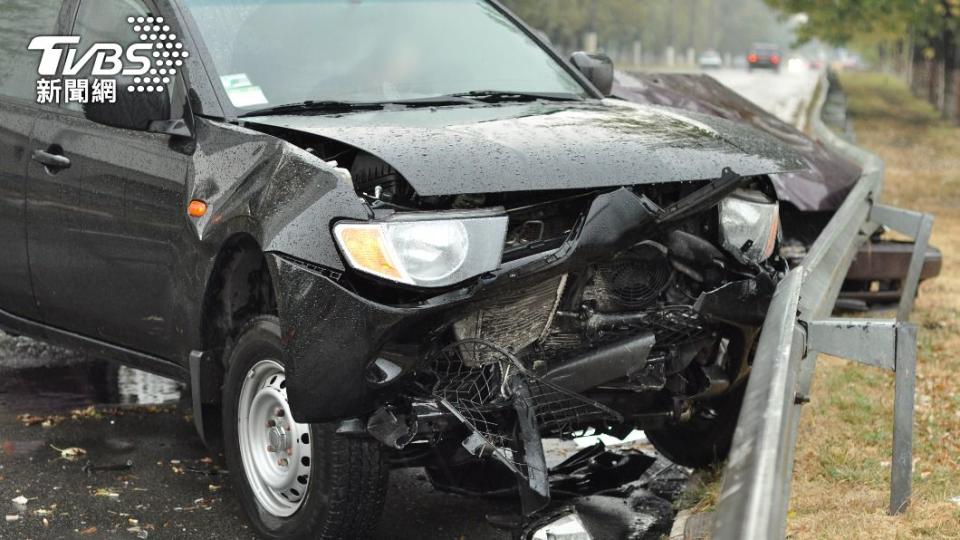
[718,189,780,265]
[333,211,508,287]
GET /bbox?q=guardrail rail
[710,72,934,539]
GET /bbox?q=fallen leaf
[71,406,99,418]
[50,445,87,461]
[80,526,98,535]
[17,414,64,427]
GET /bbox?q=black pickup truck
[0,1,891,538]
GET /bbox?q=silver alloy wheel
[237,359,312,517]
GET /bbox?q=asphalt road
[0,333,684,539]
[707,66,821,129]
[0,66,818,539]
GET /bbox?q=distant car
[698,49,723,69]
[747,43,782,72]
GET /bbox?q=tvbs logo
[29,15,188,103]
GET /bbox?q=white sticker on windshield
[220,73,268,108]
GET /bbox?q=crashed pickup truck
[0,0,842,538]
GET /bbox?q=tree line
[764,0,960,121]
[500,0,794,62]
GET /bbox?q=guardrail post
[896,214,934,322]
[890,322,917,515]
[805,317,920,516]
[868,205,934,322]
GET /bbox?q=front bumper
[839,240,942,306]
[268,186,663,423]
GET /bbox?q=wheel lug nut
[267,445,275,453]
[286,448,293,456]
[278,458,288,467]
[266,419,276,428]
[275,408,285,417]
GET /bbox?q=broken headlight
[333,210,507,287]
[718,188,780,265]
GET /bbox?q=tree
[763,0,959,119]
[500,0,794,61]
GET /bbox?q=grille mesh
[430,339,622,477]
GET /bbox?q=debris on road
[51,445,87,461]
[83,460,134,475]
[92,488,120,498]
[17,413,65,427]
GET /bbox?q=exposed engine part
[541,331,656,393]
[453,276,566,366]
[366,407,417,449]
[667,230,726,268]
[695,277,775,327]
[586,242,674,311]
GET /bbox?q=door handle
[32,148,71,171]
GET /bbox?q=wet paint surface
[613,70,862,211]
[245,98,807,197]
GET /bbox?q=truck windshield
[181,0,587,110]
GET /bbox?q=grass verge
[683,72,960,538]
[784,72,960,539]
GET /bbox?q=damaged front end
[269,158,786,523]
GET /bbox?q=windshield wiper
[447,90,584,103]
[240,92,580,118]
[239,96,487,117]
[240,100,385,118]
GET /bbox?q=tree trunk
[942,27,957,121]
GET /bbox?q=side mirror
[84,87,192,137]
[570,52,614,96]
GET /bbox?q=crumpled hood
[244,99,807,196]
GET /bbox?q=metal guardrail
[711,72,935,539]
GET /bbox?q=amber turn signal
[333,224,405,282]
[188,199,208,218]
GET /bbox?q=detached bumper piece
[429,338,632,515]
[838,240,942,308]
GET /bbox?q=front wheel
[645,383,746,469]
[223,316,388,539]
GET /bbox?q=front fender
[188,117,372,270]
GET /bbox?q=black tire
[222,315,388,539]
[645,383,746,469]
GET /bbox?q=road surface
[0,67,818,539]
[708,66,821,128]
